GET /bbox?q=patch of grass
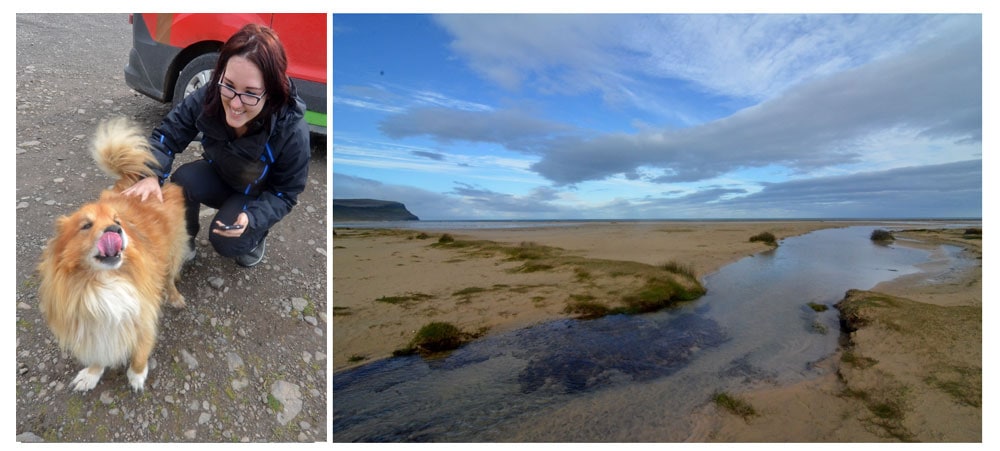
[841,349,878,369]
[438,233,455,244]
[574,267,593,282]
[811,321,828,334]
[660,261,696,278]
[301,301,316,317]
[348,354,367,363]
[510,262,555,273]
[870,229,895,242]
[564,299,610,319]
[620,277,706,314]
[510,284,547,293]
[416,232,431,239]
[854,384,914,441]
[453,286,488,298]
[375,292,433,305]
[963,227,981,237]
[225,385,238,401]
[409,321,467,354]
[267,393,284,412]
[713,392,757,421]
[427,234,707,317]
[836,290,901,331]
[807,302,829,312]
[924,365,981,408]
[749,232,777,246]
[332,306,351,316]
[502,241,553,260]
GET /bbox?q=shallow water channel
[333,225,960,442]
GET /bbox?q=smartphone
[220,224,244,230]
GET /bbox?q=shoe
[235,237,266,267]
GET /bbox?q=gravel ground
[14,14,329,443]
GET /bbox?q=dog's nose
[103,225,122,235]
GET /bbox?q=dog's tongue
[98,231,123,257]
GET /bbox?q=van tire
[172,52,219,106]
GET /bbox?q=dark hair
[204,23,291,131]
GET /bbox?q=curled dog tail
[92,117,159,190]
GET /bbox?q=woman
[123,23,311,267]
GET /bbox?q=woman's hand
[121,176,163,202]
[213,212,250,238]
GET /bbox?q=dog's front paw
[127,365,148,392]
[168,294,186,308]
[71,366,104,392]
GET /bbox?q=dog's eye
[81,222,93,230]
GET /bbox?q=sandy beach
[332,221,981,442]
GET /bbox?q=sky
[332,13,983,220]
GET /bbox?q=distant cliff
[333,199,419,221]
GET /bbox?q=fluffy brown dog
[37,118,189,392]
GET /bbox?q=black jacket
[147,82,311,232]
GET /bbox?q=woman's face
[219,55,266,137]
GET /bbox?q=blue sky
[332,13,982,220]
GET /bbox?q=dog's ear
[53,214,71,230]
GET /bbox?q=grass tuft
[453,286,488,297]
[438,233,455,244]
[749,232,777,246]
[375,292,433,305]
[870,229,894,242]
[807,302,829,312]
[408,321,467,354]
[713,392,757,421]
[660,261,696,278]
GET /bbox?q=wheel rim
[184,69,214,98]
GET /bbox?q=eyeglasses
[217,82,265,106]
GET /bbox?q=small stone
[226,352,244,372]
[17,432,44,443]
[271,381,302,426]
[180,349,199,369]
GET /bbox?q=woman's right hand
[121,176,163,203]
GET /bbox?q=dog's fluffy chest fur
[66,274,144,367]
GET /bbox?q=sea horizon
[332,217,982,231]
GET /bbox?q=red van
[124,13,327,135]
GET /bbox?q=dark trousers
[171,159,268,258]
